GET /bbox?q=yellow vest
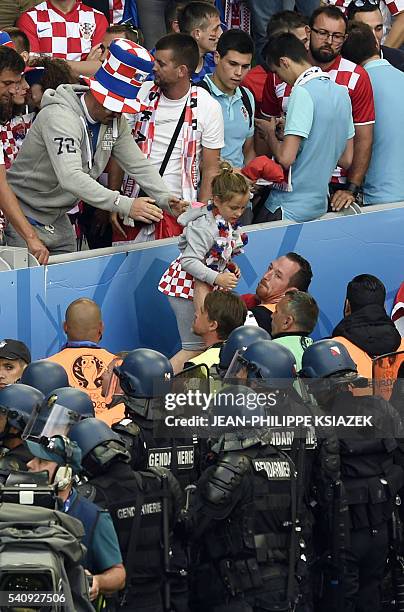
[47,347,125,422]
[189,346,221,370]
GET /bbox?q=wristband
[346,183,360,197]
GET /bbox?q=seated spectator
[333,274,402,360]
[242,10,310,118]
[255,33,354,223]
[111,33,224,244]
[188,290,247,368]
[243,252,313,335]
[347,0,404,71]
[177,1,222,82]
[342,22,404,205]
[5,39,184,257]
[47,298,117,418]
[0,339,31,389]
[271,290,319,368]
[261,6,375,214]
[202,29,256,169]
[17,0,108,77]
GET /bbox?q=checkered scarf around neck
[205,203,248,271]
[123,83,199,204]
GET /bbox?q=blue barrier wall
[2,207,404,360]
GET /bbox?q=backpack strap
[240,86,253,130]
[197,79,253,129]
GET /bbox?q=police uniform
[64,488,123,576]
[79,458,183,612]
[112,397,200,490]
[315,392,404,612]
[112,399,201,612]
[187,435,306,612]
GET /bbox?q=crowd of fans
[0,1,402,263]
[1,2,404,607]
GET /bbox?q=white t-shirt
[0,146,4,166]
[129,83,224,198]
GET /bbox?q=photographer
[26,435,125,602]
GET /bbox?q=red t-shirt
[241,65,268,117]
[18,0,108,61]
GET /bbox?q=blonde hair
[212,160,250,202]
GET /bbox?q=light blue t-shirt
[204,74,255,168]
[266,75,354,222]
[363,58,404,205]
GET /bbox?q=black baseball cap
[0,339,31,364]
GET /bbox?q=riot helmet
[299,340,361,404]
[300,340,358,379]
[0,384,44,438]
[22,393,81,443]
[70,417,130,475]
[45,387,95,419]
[114,349,173,418]
[218,326,271,378]
[226,340,296,385]
[20,361,69,395]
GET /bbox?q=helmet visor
[22,398,81,442]
[224,350,250,380]
[102,357,124,402]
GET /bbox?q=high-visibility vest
[47,347,124,422]
[332,336,373,379]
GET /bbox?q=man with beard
[242,252,313,334]
[260,5,375,214]
[0,46,48,262]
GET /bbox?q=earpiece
[54,464,73,490]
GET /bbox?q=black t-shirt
[250,305,273,335]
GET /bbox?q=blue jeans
[246,0,320,63]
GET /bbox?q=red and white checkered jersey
[17,1,108,61]
[109,0,125,24]
[0,113,34,170]
[323,0,404,17]
[262,55,375,124]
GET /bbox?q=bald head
[64,298,103,342]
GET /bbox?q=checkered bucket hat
[83,38,154,113]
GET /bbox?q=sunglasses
[352,0,379,6]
